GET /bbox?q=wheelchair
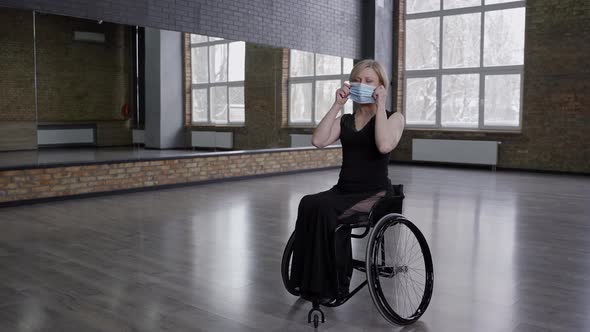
[281,185,434,328]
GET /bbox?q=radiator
[191,131,233,149]
[37,125,96,146]
[290,134,340,148]
[290,134,313,148]
[412,139,499,166]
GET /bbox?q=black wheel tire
[313,314,319,328]
[281,231,300,296]
[365,213,434,325]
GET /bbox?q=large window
[289,50,355,126]
[404,0,525,130]
[190,34,245,125]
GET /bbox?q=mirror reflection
[0,8,357,169]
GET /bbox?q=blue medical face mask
[349,83,376,104]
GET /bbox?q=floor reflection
[0,146,225,169]
[0,165,588,331]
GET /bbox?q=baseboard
[390,160,589,176]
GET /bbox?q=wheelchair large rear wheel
[281,231,300,296]
[365,214,434,325]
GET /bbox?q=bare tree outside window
[190,34,245,125]
[406,78,437,125]
[406,0,440,14]
[404,0,525,130]
[288,51,353,126]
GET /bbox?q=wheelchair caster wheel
[307,302,325,328]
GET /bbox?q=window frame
[190,35,245,126]
[288,51,353,127]
[403,0,526,132]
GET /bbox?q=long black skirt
[288,185,385,300]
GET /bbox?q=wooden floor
[0,165,589,331]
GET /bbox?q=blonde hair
[349,59,389,91]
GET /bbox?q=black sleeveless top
[336,110,395,193]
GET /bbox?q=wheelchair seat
[336,184,405,236]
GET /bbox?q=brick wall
[240,43,289,149]
[36,13,129,123]
[0,9,133,149]
[0,8,35,122]
[393,0,590,173]
[183,33,192,128]
[0,147,342,204]
[0,0,365,60]
[280,48,290,128]
[0,8,37,151]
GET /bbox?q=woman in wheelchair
[284,59,433,327]
[284,60,433,327]
[289,59,404,301]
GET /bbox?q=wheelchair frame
[281,185,434,328]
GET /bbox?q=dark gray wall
[0,0,366,59]
[144,27,161,149]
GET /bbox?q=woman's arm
[311,103,342,148]
[373,86,405,154]
[311,83,350,148]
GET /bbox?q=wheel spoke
[405,240,421,265]
[402,272,413,317]
[407,272,426,288]
[405,272,423,304]
[367,218,433,324]
[406,251,424,267]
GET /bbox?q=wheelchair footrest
[352,259,366,272]
[353,259,396,277]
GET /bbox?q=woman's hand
[335,83,351,106]
[373,85,387,110]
